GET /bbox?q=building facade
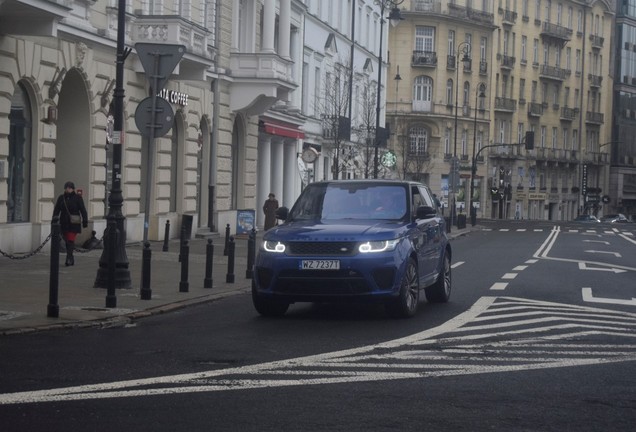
[0,0,301,254]
[386,0,614,221]
[611,0,636,220]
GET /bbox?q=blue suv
[252,180,452,318]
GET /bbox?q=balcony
[539,64,567,81]
[585,111,604,124]
[446,3,495,25]
[499,8,518,25]
[584,151,610,165]
[479,60,488,75]
[229,52,296,115]
[412,50,438,67]
[541,22,573,44]
[494,97,517,112]
[0,0,71,37]
[589,34,604,49]
[132,15,215,80]
[528,102,543,117]
[560,107,576,121]
[588,74,603,88]
[500,55,516,70]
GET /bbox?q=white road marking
[584,250,622,258]
[451,261,464,269]
[500,229,510,232]
[490,282,508,290]
[582,288,636,306]
[525,259,538,264]
[583,240,609,244]
[513,265,528,271]
[578,262,626,273]
[517,229,527,232]
[502,273,518,280]
[2,297,636,405]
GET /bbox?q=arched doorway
[56,69,91,210]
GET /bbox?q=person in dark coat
[263,193,279,230]
[53,181,88,266]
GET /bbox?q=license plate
[300,260,340,270]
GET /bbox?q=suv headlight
[358,239,400,253]
[263,240,286,253]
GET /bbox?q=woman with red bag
[52,181,88,266]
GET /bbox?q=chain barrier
[0,233,103,259]
[0,233,52,260]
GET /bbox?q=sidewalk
[0,226,475,335]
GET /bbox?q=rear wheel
[425,251,451,303]
[385,258,419,318]
[252,281,289,317]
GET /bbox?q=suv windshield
[288,183,408,221]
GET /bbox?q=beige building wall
[386,0,614,221]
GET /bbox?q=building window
[446,79,453,105]
[7,82,32,223]
[413,76,433,112]
[409,127,428,155]
[445,128,451,155]
[416,26,435,53]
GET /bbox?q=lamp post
[373,0,404,179]
[450,41,471,226]
[470,83,486,226]
[94,0,132,295]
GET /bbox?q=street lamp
[450,41,471,226]
[94,0,132,298]
[470,83,486,226]
[373,0,404,179]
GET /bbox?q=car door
[411,185,439,286]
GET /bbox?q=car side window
[411,186,424,216]
[418,186,436,209]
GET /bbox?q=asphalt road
[1,220,635,431]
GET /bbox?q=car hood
[264,219,408,242]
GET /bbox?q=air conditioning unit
[97,29,107,37]
[134,9,144,15]
[624,75,630,84]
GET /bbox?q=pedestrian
[263,193,279,230]
[52,181,88,266]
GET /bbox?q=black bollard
[47,216,61,318]
[179,235,190,292]
[105,218,118,308]
[223,223,230,256]
[204,239,214,288]
[141,241,152,300]
[162,220,170,252]
[178,225,186,262]
[246,228,256,279]
[226,236,235,283]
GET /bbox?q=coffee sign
[157,89,189,106]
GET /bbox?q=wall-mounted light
[41,105,58,124]
[48,67,66,100]
[100,79,115,108]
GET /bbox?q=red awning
[262,120,305,139]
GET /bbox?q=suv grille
[287,242,358,256]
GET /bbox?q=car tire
[425,251,451,303]
[385,258,419,318]
[252,281,289,317]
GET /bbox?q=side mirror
[275,206,289,221]
[416,205,437,220]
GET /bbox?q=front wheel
[252,282,289,317]
[425,251,451,303]
[385,258,419,318]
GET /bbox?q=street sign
[135,43,186,92]
[134,97,174,138]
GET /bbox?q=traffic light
[525,131,535,150]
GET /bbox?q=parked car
[252,180,452,318]
[573,214,600,223]
[600,213,630,223]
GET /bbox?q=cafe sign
[157,89,189,106]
